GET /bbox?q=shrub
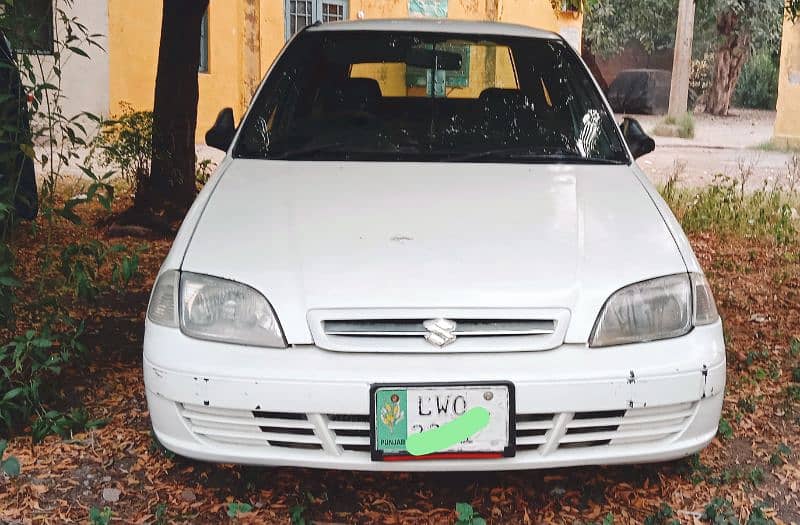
[733,49,779,110]
[661,171,799,244]
[0,323,87,434]
[92,102,153,193]
[690,53,714,107]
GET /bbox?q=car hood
[182,160,687,344]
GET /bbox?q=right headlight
[147,270,286,348]
[590,272,718,348]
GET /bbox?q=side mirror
[206,108,236,151]
[620,117,655,159]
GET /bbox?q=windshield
[234,30,629,164]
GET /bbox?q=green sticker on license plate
[375,389,408,452]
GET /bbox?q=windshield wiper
[268,141,346,160]
[447,147,625,164]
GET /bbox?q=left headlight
[180,272,286,347]
[590,273,695,348]
[147,270,286,348]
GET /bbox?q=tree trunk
[704,9,751,116]
[137,0,209,214]
[581,45,609,93]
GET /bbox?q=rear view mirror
[206,108,236,152]
[406,48,462,71]
[620,117,655,159]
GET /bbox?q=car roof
[305,18,561,40]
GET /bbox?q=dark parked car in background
[607,69,671,115]
[0,31,38,221]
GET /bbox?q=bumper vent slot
[514,413,555,451]
[328,414,370,452]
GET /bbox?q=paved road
[629,109,797,190]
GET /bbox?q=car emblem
[423,318,457,348]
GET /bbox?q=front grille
[324,319,556,336]
[180,401,697,457]
[307,308,571,353]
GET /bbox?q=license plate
[370,383,515,460]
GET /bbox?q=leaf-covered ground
[2,203,800,524]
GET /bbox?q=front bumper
[143,322,726,471]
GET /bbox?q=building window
[285,0,348,40]
[199,8,209,73]
[8,0,54,54]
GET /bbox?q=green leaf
[0,275,21,287]
[226,501,253,518]
[2,387,23,402]
[2,456,20,477]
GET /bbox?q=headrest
[479,88,527,108]
[325,77,382,113]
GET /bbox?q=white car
[144,19,725,471]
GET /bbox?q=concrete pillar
[774,18,800,148]
[667,0,695,118]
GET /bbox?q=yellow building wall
[774,17,800,148]
[109,0,582,142]
[108,0,247,140]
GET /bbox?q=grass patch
[653,112,695,139]
[660,160,800,243]
[756,139,800,154]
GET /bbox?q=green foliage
[59,240,143,301]
[791,337,800,357]
[718,417,734,439]
[703,497,740,525]
[789,0,800,20]
[226,501,253,518]
[0,323,86,433]
[196,158,215,191]
[153,502,168,525]
[88,506,113,525]
[687,453,713,483]
[792,367,800,382]
[0,439,20,477]
[787,384,800,401]
[690,53,715,106]
[31,407,107,443]
[746,503,776,525]
[455,502,486,525]
[655,113,695,139]
[737,397,757,414]
[733,50,779,110]
[748,466,765,486]
[289,504,308,525]
[602,513,615,525]
[583,0,678,57]
[91,102,153,193]
[661,172,799,245]
[769,443,791,465]
[644,503,680,525]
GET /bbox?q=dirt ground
[1,195,800,523]
[5,107,800,524]
[629,109,797,190]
